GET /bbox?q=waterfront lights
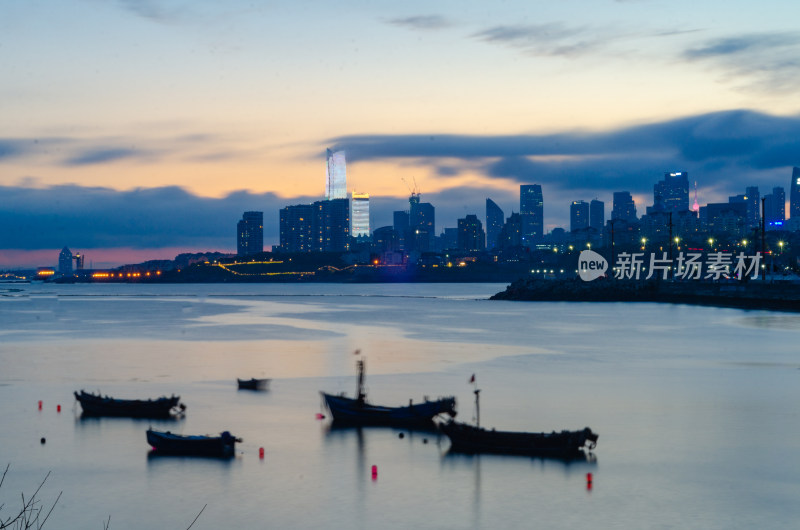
[742,239,748,246]
[708,238,714,247]
[674,237,680,244]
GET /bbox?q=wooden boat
[74,390,184,418]
[320,357,456,427]
[439,386,598,458]
[237,378,270,390]
[146,429,241,457]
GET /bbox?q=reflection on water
[2,284,800,528]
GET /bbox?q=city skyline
[2,1,800,268]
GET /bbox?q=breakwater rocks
[491,278,800,312]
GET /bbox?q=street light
[641,237,647,250]
[708,238,714,249]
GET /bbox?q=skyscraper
[746,186,760,229]
[312,198,350,252]
[520,184,543,247]
[590,199,604,231]
[325,149,347,200]
[457,214,485,251]
[791,167,800,222]
[612,192,637,222]
[237,211,264,256]
[570,200,589,232]
[351,192,370,238]
[409,193,435,251]
[58,247,73,276]
[654,172,690,211]
[764,187,786,229]
[280,204,314,252]
[485,198,504,250]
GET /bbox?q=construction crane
[401,176,420,199]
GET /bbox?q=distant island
[491,277,800,312]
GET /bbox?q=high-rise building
[791,167,800,222]
[351,192,370,238]
[654,172,690,212]
[325,149,347,200]
[58,247,73,276]
[570,200,589,232]
[312,198,350,252]
[237,211,264,256]
[520,184,543,247]
[612,192,637,222]
[485,198,504,250]
[745,186,760,229]
[498,213,522,249]
[279,204,314,252]
[457,214,486,251]
[764,187,786,229]
[393,210,410,251]
[590,199,604,231]
[409,194,435,251]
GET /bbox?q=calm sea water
[1,282,799,529]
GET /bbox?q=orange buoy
[259,447,265,459]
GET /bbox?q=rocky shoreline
[490,278,800,312]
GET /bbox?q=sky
[2,0,799,268]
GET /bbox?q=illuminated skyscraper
[654,172,690,211]
[351,192,370,238]
[520,184,543,247]
[58,247,73,276]
[457,214,485,251]
[237,211,264,256]
[612,192,637,222]
[791,167,800,222]
[570,200,589,232]
[485,198,504,250]
[280,204,314,252]
[325,149,347,200]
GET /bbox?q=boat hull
[146,429,238,457]
[321,392,456,427]
[440,421,598,458]
[75,390,183,418]
[237,378,270,390]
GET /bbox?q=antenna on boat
[469,374,480,428]
[355,350,366,404]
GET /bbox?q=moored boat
[74,390,184,418]
[146,429,241,457]
[320,355,456,428]
[237,378,270,390]
[440,421,598,458]
[439,381,598,458]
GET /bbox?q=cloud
[682,32,800,93]
[329,109,800,215]
[388,15,452,31]
[471,22,612,58]
[0,184,312,252]
[64,147,156,166]
[0,132,242,168]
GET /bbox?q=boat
[146,429,241,457]
[439,386,598,458]
[237,378,270,390]
[320,356,457,427]
[74,390,185,418]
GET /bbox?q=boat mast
[474,388,481,428]
[356,358,366,404]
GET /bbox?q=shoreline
[490,278,800,313]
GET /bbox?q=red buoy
[371,465,378,480]
[259,447,265,459]
[57,404,61,413]
[38,400,42,411]
[586,473,593,491]
[315,413,325,420]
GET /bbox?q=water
[1,282,799,529]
